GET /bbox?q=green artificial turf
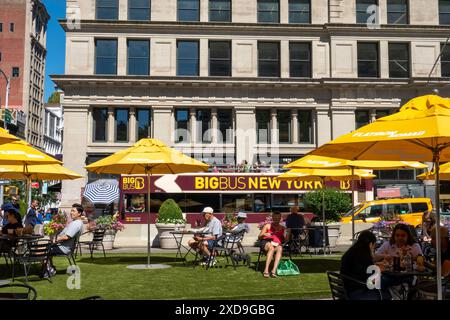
[0,253,342,300]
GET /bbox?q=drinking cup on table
[7,229,14,235]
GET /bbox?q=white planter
[155,223,186,249]
[327,224,341,248]
[103,229,117,250]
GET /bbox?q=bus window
[125,194,147,212]
[222,194,252,213]
[182,193,220,213]
[273,194,299,213]
[254,194,271,212]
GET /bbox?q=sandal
[270,272,278,278]
[263,272,270,278]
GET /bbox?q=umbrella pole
[351,167,355,244]
[147,173,151,268]
[434,151,443,300]
[322,178,326,255]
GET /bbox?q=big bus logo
[123,177,145,190]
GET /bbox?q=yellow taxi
[340,198,432,228]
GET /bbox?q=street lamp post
[0,69,11,130]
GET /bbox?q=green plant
[304,188,352,223]
[157,199,185,224]
[93,215,125,231]
[44,211,67,236]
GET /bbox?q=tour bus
[118,172,372,225]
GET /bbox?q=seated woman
[340,230,382,300]
[258,211,285,278]
[1,209,24,235]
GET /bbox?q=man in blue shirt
[24,199,39,228]
[1,195,20,226]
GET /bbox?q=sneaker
[50,267,56,276]
[207,258,217,267]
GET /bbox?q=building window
[256,110,271,144]
[357,42,379,78]
[196,109,212,143]
[258,42,280,77]
[375,110,390,119]
[257,0,279,23]
[96,0,119,20]
[12,67,19,77]
[356,0,377,24]
[0,52,2,61]
[389,43,409,78]
[136,109,151,140]
[278,110,291,144]
[177,40,199,76]
[127,40,150,76]
[289,42,311,78]
[441,43,450,77]
[209,0,231,22]
[95,39,118,75]
[218,109,233,143]
[0,23,2,32]
[178,0,200,21]
[209,41,231,76]
[387,0,408,24]
[298,110,313,143]
[9,23,14,32]
[92,108,108,142]
[440,0,450,25]
[355,110,370,129]
[289,0,310,23]
[128,0,151,21]
[175,109,190,143]
[115,108,129,142]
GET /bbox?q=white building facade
[53,0,450,210]
[43,103,63,156]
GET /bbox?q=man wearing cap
[231,212,250,234]
[1,195,20,226]
[188,207,222,264]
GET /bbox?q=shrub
[157,199,185,224]
[304,188,352,223]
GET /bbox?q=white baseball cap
[201,207,214,214]
[237,212,247,219]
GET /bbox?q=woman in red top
[258,211,285,278]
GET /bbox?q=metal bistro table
[381,268,434,300]
[170,229,209,265]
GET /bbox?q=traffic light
[4,186,18,195]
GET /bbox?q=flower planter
[327,224,341,248]
[155,223,186,249]
[102,229,117,250]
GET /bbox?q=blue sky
[43,0,66,102]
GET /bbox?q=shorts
[49,244,66,256]
[206,240,215,250]
[260,239,271,251]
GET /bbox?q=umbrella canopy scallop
[0,164,82,180]
[0,140,61,165]
[0,128,19,145]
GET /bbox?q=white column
[271,109,277,144]
[199,39,209,77]
[235,106,256,164]
[211,108,218,144]
[200,0,209,22]
[280,40,290,78]
[190,108,197,144]
[129,107,136,143]
[153,106,173,145]
[280,0,289,23]
[379,40,389,79]
[108,107,114,143]
[291,109,298,144]
[117,37,127,75]
[119,0,128,20]
[316,107,331,147]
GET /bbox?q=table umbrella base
[126,264,172,270]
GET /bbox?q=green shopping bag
[276,259,300,276]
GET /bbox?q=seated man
[285,206,306,245]
[47,204,85,276]
[230,212,250,234]
[188,207,222,266]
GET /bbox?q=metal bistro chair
[52,234,80,267]
[255,240,292,272]
[205,230,250,270]
[77,228,107,259]
[326,271,383,300]
[12,239,52,284]
[0,283,37,300]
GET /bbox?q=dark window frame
[277,110,291,144]
[356,0,378,24]
[12,67,19,77]
[177,40,200,76]
[175,108,190,143]
[387,0,409,25]
[92,107,108,142]
[217,109,233,144]
[136,108,152,140]
[298,109,313,144]
[95,39,118,75]
[209,0,232,22]
[209,40,231,76]
[96,0,119,20]
[256,110,271,144]
[289,42,312,78]
[288,0,311,24]
[128,0,151,21]
[114,108,130,142]
[196,109,212,143]
[0,23,2,32]
[388,42,410,78]
[355,110,370,129]
[127,39,150,76]
[441,43,450,77]
[357,42,379,78]
[177,0,200,22]
[257,0,280,23]
[258,41,280,77]
[440,0,450,25]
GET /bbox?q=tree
[304,188,352,223]
[157,199,185,224]
[47,91,61,104]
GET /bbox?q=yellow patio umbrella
[284,155,427,240]
[310,94,450,299]
[0,140,61,206]
[0,128,19,145]
[85,138,209,269]
[417,162,450,181]
[277,168,376,254]
[0,164,82,180]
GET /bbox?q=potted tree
[304,188,352,248]
[155,199,186,249]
